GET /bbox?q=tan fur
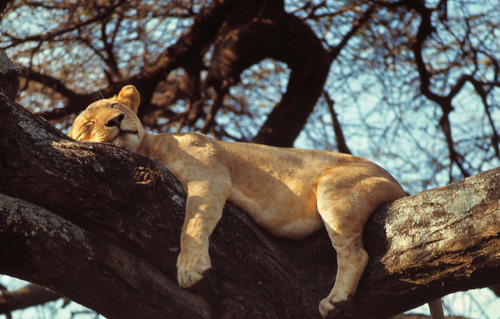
[68,85,410,318]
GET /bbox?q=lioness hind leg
[315,167,405,318]
[317,200,369,318]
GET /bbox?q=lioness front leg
[177,180,229,288]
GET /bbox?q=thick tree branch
[0,96,499,319]
[243,12,330,146]
[0,194,210,318]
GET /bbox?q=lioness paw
[319,294,351,318]
[177,251,211,288]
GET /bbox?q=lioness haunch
[68,85,443,318]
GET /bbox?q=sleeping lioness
[68,85,439,318]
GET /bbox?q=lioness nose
[105,113,125,127]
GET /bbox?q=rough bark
[0,96,499,319]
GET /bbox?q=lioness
[68,85,440,318]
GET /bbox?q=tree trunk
[0,95,499,319]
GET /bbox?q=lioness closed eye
[68,85,441,318]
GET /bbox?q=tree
[1,0,499,317]
[1,85,499,319]
[2,1,498,192]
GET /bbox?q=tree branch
[323,90,351,155]
[0,51,19,100]
[0,194,211,318]
[0,284,61,314]
[407,0,472,179]
[328,4,376,62]
[3,0,127,49]
[244,12,330,146]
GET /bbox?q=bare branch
[3,0,127,49]
[0,284,61,314]
[323,91,351,155]
[328,4,376,62]
[407,0,472,179]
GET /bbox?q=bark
[0,96,499,319]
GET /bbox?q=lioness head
[68,85,144,152]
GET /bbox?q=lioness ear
[115,85,140,113]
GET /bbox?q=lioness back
[148,134,398,239]
[218,140,352,238]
